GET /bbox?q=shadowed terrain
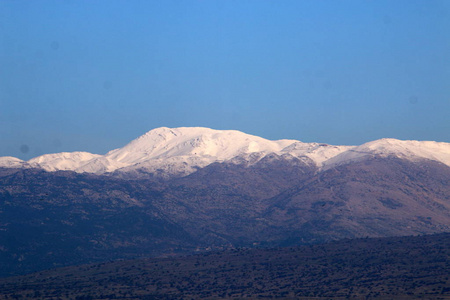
[0,233,449,299]
[1,155,449,277]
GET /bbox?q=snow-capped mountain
[1,127,449,177]
[323,138,450,169]
[1,127,450,278]
[101,127,298,177]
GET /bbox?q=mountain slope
[264,157,450,244]
[0,169,198,277]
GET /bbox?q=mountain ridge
[1,127,449,178]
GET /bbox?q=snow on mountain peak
[0,156,29,168]
[323,138,450,169]
[106,127,295,165]
[281,142,356,166]
[98,127,301,177]
[28,152,102,172]
[1,127,449,177]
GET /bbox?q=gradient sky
[1,0,449,160]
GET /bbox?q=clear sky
[1,0,449,160]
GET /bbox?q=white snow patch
[281,142,355,167]
[0,157,30,168]
[28,152,102,172]
[323,138,450,169]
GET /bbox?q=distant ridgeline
[2,126,450,178]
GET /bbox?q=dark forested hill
[0,233,449,299]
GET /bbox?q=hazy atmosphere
[1,0,449,160]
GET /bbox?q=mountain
[0,127,449,277]
[5,127,449,179]
[105,127,300,178]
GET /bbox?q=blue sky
[1,1,449,159]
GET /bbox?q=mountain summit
[1,127,449,178]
